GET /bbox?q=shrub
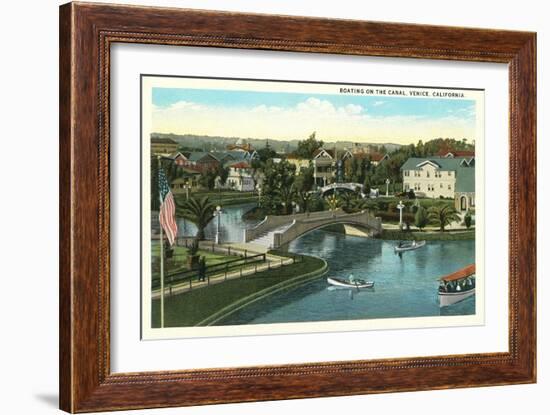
[464,211,473,229]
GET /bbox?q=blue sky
[150,86,478,144]
[152,87,476,120]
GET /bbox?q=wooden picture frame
[59,2,536,412]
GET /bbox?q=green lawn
[151,253,325,327]
[151,242,235,279]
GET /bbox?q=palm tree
[414,205,429,230]
[326,194,339,216]
[427,203,460,232]
[339,191,357,213]
[176,196,216,241]
[350,197,368,212]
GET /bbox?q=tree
[216,165,229,188]
[295,189,313,213]
[150,156,160,211]
[294,166,314,213]
[294,164,315,192]
[260,159,296,214]
[414,205,429,231]
[427,203,460,232]
[276,183,295,215]
[464,210,473,229]
[198,169,217,190]
[256,145,277,162]
[294,132,323,159]
[176,196,216,241]
[339,191,357,213]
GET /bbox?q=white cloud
[372,101,386,107]
[152,97,475,144]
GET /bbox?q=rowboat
[327,277,374,289]
[438,264,476,307]
[394,240,426,253]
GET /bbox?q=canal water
[176,202,258,243]
[177,204,476,325]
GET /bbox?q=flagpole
[158,156,165,329]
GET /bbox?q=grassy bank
[376,229,475,241]
[151,252,326,327]
[176,190,258,207]
[151,243,235,279]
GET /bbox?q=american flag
[158,168,178,246]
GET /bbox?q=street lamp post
[397,200,405,229]
[184,182,189,200]
[214,205,222,244]
[385,178,390,197]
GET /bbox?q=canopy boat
[394,240,426,253]
[438,264,476,307]
[327,277,374,289]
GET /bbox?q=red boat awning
[440,264,476,282]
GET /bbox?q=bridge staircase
[248,222,295,249]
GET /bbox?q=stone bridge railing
[244,210,351,242]
[272,210,381,248]
[318,182,364,194]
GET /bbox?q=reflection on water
[219,231,476,325]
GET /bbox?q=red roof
[370,152,388,162]
[440,264,476,282]
[229,161,250,169]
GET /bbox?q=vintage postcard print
[141,76,484,339]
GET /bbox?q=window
[440,183,443,188]
[426,170,430,178]
[448,184,452,190]
[404,170,410,177]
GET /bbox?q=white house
[401,156,475,210]
[215,161,259,192]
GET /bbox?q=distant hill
[151,133,402,153]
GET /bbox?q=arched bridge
[244,209,382,249]
[318,182,364,196]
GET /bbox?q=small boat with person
[394,240,426,253]
[438,264,476,307]
[327,277,374,289]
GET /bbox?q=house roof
[151,137,178,145]
[455,167,475,193]
[400,157,471,171]
[313,148,335,159]
[167,152,187,160]
[187,152,219,162]
[225,161,251,169]
[401,157,475,192]
[370,153,389,162]
[437,149,475,157]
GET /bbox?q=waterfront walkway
[152,247,298,299]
